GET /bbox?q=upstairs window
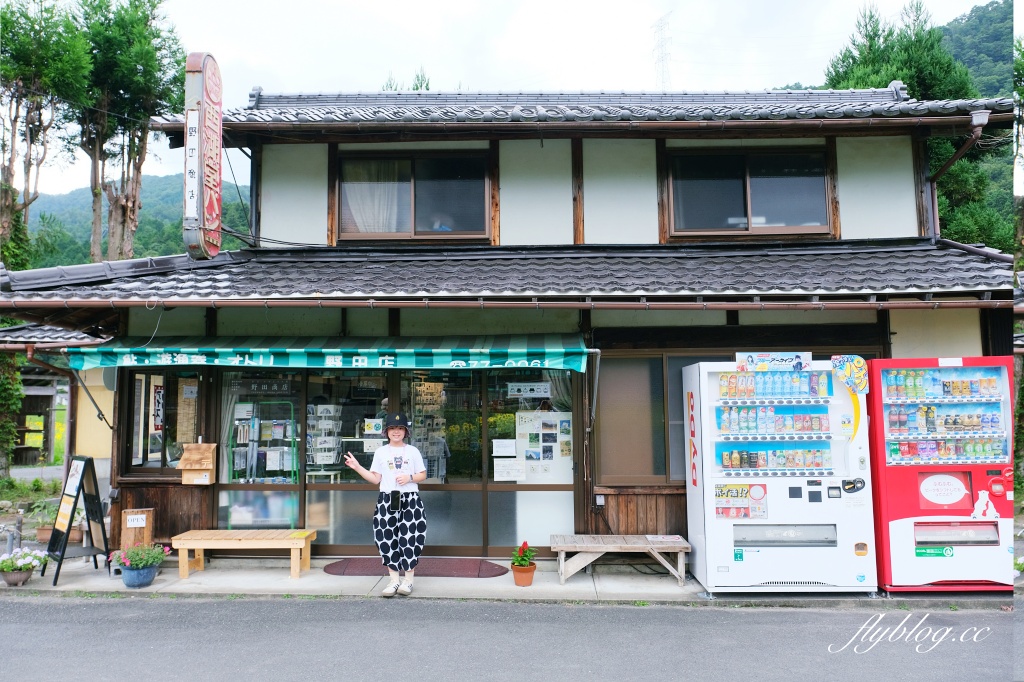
[669,149,832,236]
[339,154,489,239]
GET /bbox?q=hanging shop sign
[182,52,223,260]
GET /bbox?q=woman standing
[344,412,427,596]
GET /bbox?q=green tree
[940,0,1012,98]
[0,0,91,242]
[0,210,30,479]
[826,2,1010,250]
[382,67,430,91]
[1014,38,1023,266]
[31,213,90,268]
[75,0,185,262]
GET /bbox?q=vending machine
[867,356,1014,592]
[684,355,877,594]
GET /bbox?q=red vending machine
[867,356,1014,591]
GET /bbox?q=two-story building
[0,82,1013,560]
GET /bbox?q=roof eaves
[2,250,255,292]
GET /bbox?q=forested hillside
[941,0,1011,97]
[27,174,250,267]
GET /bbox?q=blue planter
[120,565,159,589]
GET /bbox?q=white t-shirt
[369,444,425,492]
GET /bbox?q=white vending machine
[684,355,877,594]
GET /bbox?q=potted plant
[0,547,48,587]
[27,500,84,544]
[510,541,538,586]
[110,543,171,589]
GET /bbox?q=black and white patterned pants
[373,491,427,571]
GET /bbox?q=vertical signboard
[40,456,110,586]
[182,52,223,259]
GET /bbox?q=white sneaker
[397,580,413,596]
[381,582,400,597]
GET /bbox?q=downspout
[927,110,990,243]
[25,345,78,483]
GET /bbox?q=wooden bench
[549,534,691,586]
[171,529,317,579]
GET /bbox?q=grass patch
[0,477,63,518]
[632,600,650,607]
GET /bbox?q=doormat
[323,557,508,579]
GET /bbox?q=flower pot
[120,565,159,589]
[1,569,35,587]
[34,526,82,544]
[511,561,536,587]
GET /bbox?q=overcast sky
[33,0,1019,195]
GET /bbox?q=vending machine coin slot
[842,478,866,493]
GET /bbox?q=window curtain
[544,370,573,412]
[219,380,239,480]
[345,160,400,233]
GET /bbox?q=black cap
[385,413,411,432]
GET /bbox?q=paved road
[0,597,1011,681]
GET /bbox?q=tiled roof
[0,323,106,344]
[0,239,1012,302]
[150,84,1014,129]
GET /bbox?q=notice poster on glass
[515,411,572,484]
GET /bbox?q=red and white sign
[183,52,223,259]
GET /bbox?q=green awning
[63,334,589,372]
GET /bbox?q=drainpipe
[927,110,990,243]
[24,345,78,484]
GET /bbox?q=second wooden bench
[171,529,317,579]
[549,534,691,586]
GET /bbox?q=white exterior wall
[582,139,659,244]
[835,136,919,239]
[498,139,573,245]
[889,308,982,358]
[260,144,329,247]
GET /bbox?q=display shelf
[882,395,1004,405]
[885,431,1006,441]
[717,397,832,407]
[719,433,833,442]
[722,468,835,477]
[229,400,299,484]
[886,456,1009,466]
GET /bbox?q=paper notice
[492,439,517,457]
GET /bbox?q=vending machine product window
[879,365,1009,467]
[710,369,839,477]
